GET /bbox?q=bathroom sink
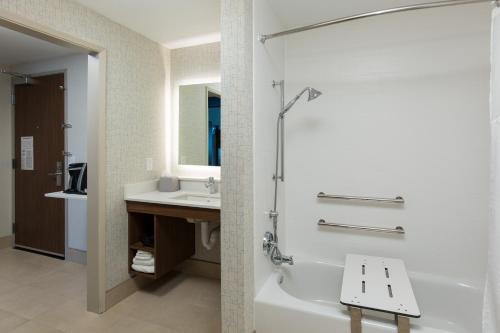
[171,193,220,205]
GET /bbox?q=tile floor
[0,248,221,333]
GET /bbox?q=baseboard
[0,235,12,249]
[105,275,153,311]
[176,259,221,280]
[67,248,87,265]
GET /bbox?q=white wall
[0,75,12,239]
[282,5,491,286]
[13,53,89,252]
[253,0,285,293]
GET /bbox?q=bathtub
[255,259,482,333]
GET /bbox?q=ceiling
[74,0,221,49]
[72,0,488,49]
[268,0,489,29]
[0,26,77,66]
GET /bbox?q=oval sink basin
[171,194,220,205]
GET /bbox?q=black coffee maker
[64,163,87,195]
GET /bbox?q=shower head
[280,87,322,117]
[307,88,322,101]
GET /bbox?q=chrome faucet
[263,232,294,266]
[205,177,217,194]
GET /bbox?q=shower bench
[340,254,421,333]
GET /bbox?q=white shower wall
[280,4,491,286]
[253,0,285,294]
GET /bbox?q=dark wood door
[14,74,65,256]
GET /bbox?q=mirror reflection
[179,83,221,166]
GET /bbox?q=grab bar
[317,192,405,204]
[318,219,405,234]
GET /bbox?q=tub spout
[270,244,294,266]
[281,255,294,265]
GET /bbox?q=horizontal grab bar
[318,219,405,234]
[317,192,405,204]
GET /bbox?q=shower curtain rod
[258,0,498,43]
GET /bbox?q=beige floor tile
[0,249,221,333]
[32,299,120,333]
[28,269,86,301]
[0,284,69,319]
[0,254,57,286]
[8,320,65,333]
[0,309,28,332]
[105,316,180,333]
[111,273,221,333]
[52,260,87,276]
[0,277,22,297]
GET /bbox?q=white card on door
[21,136,34,171]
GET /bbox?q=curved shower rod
[258,0,498,43]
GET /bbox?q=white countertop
[45,191,87,201]
[125,190,220,210]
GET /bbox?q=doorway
[14,73,65,256]
[0,10,107,314]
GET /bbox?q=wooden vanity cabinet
[126,201,220,280]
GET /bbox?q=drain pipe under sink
[187,219,220,250]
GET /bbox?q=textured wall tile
[0,0,166,289]
[221,0,254,332]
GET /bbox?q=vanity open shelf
[126,200,220,280]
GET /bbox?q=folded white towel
[135,254,153,260]
[132,264,155,274]
[132,257,154,266]
[136,250,153,258]
[135,251,154,260]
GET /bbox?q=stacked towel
[131,250,155,274]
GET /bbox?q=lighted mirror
[178,82,221,166]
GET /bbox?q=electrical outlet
[146,158,153,171]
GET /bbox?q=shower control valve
[263,232,274,255]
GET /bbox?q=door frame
[0,10,107,314]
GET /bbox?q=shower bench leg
[349,307,362,333]
[395,315,410,333]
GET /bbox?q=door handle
[48,161,63,187]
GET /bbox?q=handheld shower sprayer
[264,84,323,266]
[279,87,322,117]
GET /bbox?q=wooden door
[14,74,65,256]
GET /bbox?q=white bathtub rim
[280,255,483,292]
